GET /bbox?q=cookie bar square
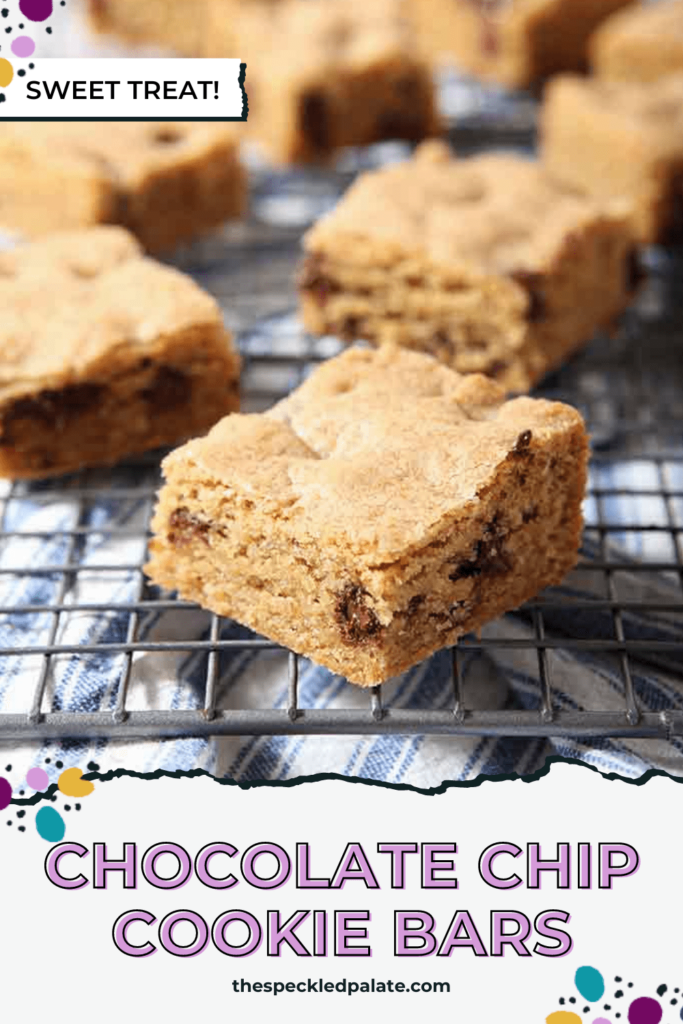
[407,0,632,89]
[0,227,240,480]
[88,0,265,54]
[299,142,637,393]
[541,74,683,245]
[88,0,209,53]
[236,0,440,164]
[591,0,683,83]
[0,122,246,253]
[145,346,588,686]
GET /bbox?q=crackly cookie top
[2,122,239,186]
[547,72,683,150]
[163,345,586,560]
[303,141,627,276]
[0,226,225,394]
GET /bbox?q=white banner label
[0,58,247,119]
[0,761,679,1023]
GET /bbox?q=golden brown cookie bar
[591,0,683,83]
[88,0,263,54]
[235,0,441,163]
[88,0,208,53]
[407,0,632,89]
[0,122,246,253]
[299,142,638,393]
[541,74,683,245]
[145,345,588,686]
[0,227,240,480]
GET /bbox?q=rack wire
[0,125,681,744]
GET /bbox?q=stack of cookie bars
[1,0,679,686]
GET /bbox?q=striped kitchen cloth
[0,454,680,790]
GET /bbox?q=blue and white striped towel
[0,453,681,789]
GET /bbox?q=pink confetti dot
[27,767,49,791]
[11,36,36,58]
[593,1019,612,1024]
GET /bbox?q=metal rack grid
[0,134,682,745]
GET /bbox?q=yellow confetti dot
[0,59,13,88]
[58,767,95,798]
[546,1013,583,1024]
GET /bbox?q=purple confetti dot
[26,766,49,791]
[11,35,35,56]
[0,776,11,810]
[19,0,52,22]
[628,998,663,1024]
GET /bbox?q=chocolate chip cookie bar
[542,74,683,245]
[0,122,246,253]
[407,0,632,89]
[236,0,440,163]
[146,345,588,686]
[0,227,240,480]
[591,0,683,83]
[299,142,637,393]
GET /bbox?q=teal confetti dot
[35,806,65,842]
[576,966,606,1003]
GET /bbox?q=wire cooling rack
[0,125,682,744]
